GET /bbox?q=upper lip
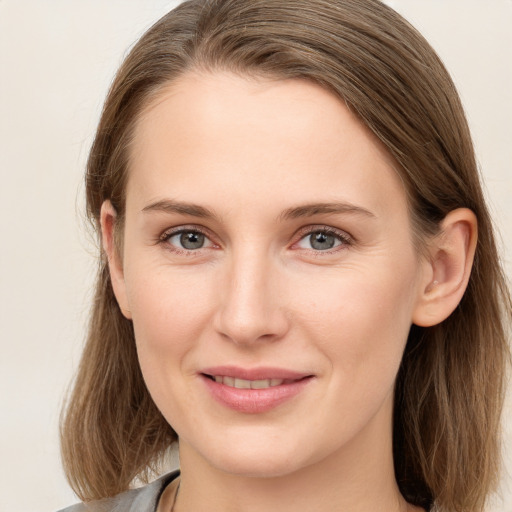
[200,366,312,381]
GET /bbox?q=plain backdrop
[0,1,510,511]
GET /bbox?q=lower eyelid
[158,228,215,252]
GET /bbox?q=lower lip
[201,375,314,414]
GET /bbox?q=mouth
[199,366,315,413]
[202,374,304,389]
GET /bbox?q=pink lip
[200,366,314,414]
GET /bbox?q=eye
[295,228,350,252]
[161,228,215,252]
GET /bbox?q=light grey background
[0,1,510,511]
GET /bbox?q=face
[106,71,430,478]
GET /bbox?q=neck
[172,395,419,512]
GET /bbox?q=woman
[59,1,511,511]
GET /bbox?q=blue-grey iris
[180,232,205,249]
[310,232,336,250]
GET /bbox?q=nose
[213,251,290,345]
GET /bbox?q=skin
[102,71,477,512]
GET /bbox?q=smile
[200,367,315,413]
[210,376,294,389]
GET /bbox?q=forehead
[126,71,407,221]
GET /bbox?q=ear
[412,208,477,327]
[100,200,132,319]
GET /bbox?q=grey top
[56,471,179,512]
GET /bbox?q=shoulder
[56,471,180,512]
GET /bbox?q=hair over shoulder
[61,1,511,511]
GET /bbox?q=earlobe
[412,208,477,327]
[100,200,132,319]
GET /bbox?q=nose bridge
[214,245,288,344]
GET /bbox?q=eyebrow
[141,199,375,221]
[142,199,218,219]
[278,202,376,221]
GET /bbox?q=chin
[212,452,307,479]
[188,431,326,479]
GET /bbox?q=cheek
[123,262,215,377]
[294,263,419,384]
[124,268,217,423]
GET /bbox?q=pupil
[180,232,205,250]
[310,232,335,250]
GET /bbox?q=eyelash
[158,225,353,256]
[294,225,353,254]
[159,226,214,257]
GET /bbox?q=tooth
[251,379,271,389]
[213,376,288,388]
[224,376,235,387]
[234,378,251,389]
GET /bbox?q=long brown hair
[61,1,511,510]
